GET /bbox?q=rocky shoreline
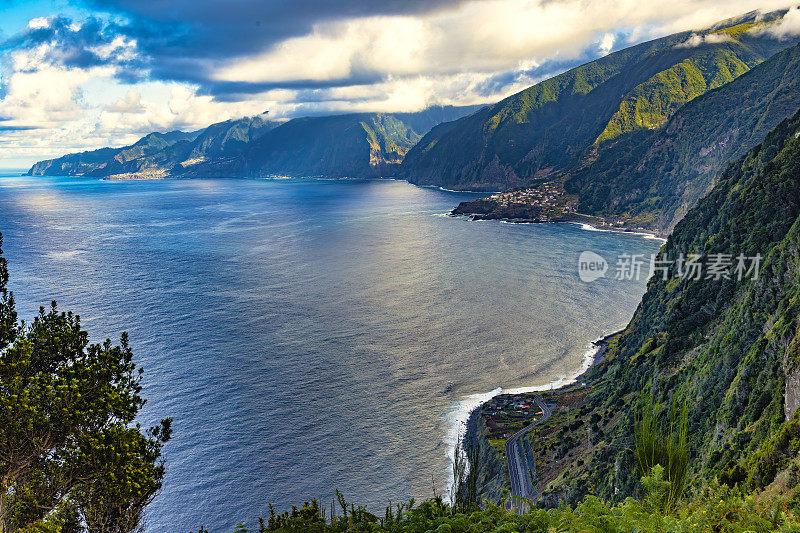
[464,331,620,506]
[450,198,668,239]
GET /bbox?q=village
[486,181,578,220]
[479,392,546,459]
[453,178,666,237]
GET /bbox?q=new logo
[578,251,608,282]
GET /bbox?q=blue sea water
[0,174,662,532]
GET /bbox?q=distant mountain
[399,10,798,192]
[27,105,483,180]
[239,113,419,178]
[27,130,201,177]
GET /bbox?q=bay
[0,174,661,531]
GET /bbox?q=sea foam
[441,338,603,497]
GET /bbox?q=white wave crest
[441,339,604,497]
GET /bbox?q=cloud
[598,33,616,55]
[27,17,51,30]
[94,85,274,138]
[675,31,734,47]
[104,88,145,113]
[181,0,793,92]
[1,0,799,168]
[86,0,468,60]
[5,1,796,97]
[749,4,800,38]
[0,42,116,130]
[1,15,142,76]
[0,124,38,131]
[211,16,431,85]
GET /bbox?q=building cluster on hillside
[488,181,578,219]
[481,393,545,439]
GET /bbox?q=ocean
[0,174,662,531]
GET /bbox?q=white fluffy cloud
[96,85,281,140]
[214,16,431,83]
[211,0,794,84]
[0,41,271,165]
[0,44,115,130]
[598,33,616,56]
[751,4,800,38]
[675,32,734,48]
[2,0,800,168]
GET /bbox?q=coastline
[449,210,668,242]
[444,330,620,498]
[570,222,668,243]
[448,195,670,242]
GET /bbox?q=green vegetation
[400,10,794,192]
[451,440,480,514]
[526,107,800,511]
[0,233,171,533]
[243,113,423,178]
[28,106,481,181]
[237,106,478,178]
[567,41,800,233]
[221,479,800,532]
[19,10,800,531]
[714,22,757,39]
[595,50,750,143]
[634,388,689,514]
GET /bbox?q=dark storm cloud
[0,0,472,92]
[88,0,470,58]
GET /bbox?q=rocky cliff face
[784,368,800,422]
[28,107,482,181]
[463,409,507,505]
[534,108,800,505]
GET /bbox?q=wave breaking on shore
[441,337,606,497]
[574,222,668,242]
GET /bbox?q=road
[504,395,552,511]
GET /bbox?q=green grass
[487,439,507,456]
[231,480,800,532]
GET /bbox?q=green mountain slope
[566,41,800,234]
[399,11,796,192]
[131,114,279,178]
[26,116,276,179]
[27,130,199,177]
[535,108,800,506]
[27,106,482,180]
[241,113,420,178]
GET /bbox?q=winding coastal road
[504,395,552,510]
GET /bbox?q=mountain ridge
[565,39,800,234]
[399,9,799,197]
[469,106,800,510]
[27,105,483,180]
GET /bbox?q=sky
[0,0,799,168]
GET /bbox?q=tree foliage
[0,233,171,533]
[227,482,800,533]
